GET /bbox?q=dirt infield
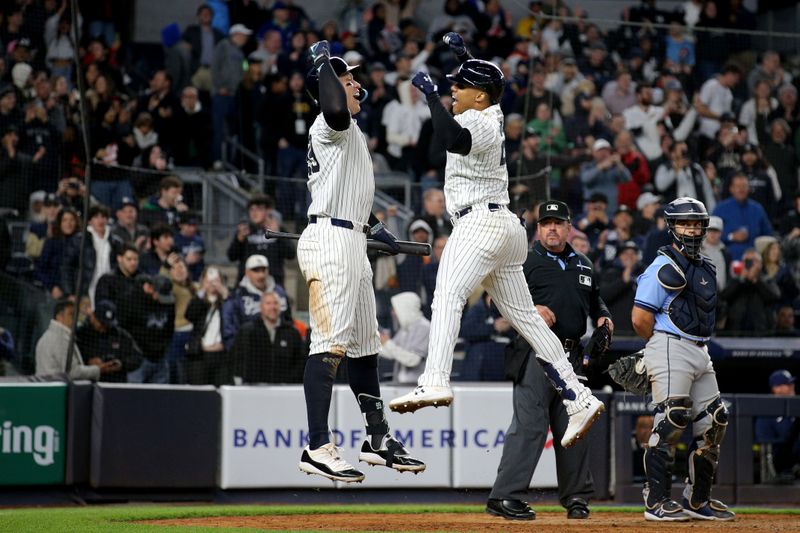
[145,511,798,532]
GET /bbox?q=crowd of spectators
[0,0,799,386]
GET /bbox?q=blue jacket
[221,277,289,350]
[580,161,631,215]
[712,197,773,260]
[61,231,115,297]
[35,237,67,290]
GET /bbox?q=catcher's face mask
[669,219,707,259]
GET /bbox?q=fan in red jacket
[615,131,651,210]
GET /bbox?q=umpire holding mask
[487,200,613,521]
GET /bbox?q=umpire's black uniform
[489,205,611,518]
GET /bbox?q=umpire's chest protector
[657,246,717,338]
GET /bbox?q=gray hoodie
[211,38,244,95]
[35,320,100,381]
[381,292,429,384]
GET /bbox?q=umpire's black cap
[446,59,505,104]
[306,57,361,105]
[539,200,570,222]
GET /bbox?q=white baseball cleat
[389,386,453,413]
[561,393,605,448]
[298,443,365,483]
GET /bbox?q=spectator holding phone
[76,300,142,383]
[139,224,175,276]
[575,192,611,249]
[655,141,717,213]
[185,266,230,385]
[720,248,780,334]
[226,194,295,285]
[580,138,631,216]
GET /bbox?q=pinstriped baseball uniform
[444,106,509,214]
[419,104,572,388]
[297,114,380,358]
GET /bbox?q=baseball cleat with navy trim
[644,499,691,521]
[299,443,365,483]
[682,498,736,521]
[359,435,426,473]
[388,386,453,413]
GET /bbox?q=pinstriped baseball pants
[297,219,381,358]
[419,205,568,388]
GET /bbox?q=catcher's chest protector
[658,247,716,338]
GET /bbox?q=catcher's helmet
[664,197,709,258]
[446,59,505,104]
[306,56,368,106]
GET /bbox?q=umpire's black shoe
[358,436,426,473]
[567,498,590,519]
[485,499,536,520]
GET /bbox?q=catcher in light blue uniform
[631,197,735,523]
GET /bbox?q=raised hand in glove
[443,32,467,55]
[411,71,438,97]
[583,319,613,367]
[370,221,401,255]
[309,40,330,69]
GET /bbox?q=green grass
[0,503,797,533]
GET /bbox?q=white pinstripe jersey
[443,104,510,216]
[306,114,374,225]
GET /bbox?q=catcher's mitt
[583,321,612,367]
[606,350,649,395]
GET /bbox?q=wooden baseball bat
[264,229,431,257]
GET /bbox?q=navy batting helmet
[446,59,505,104]
[306,57,368,106]
[664,197,709,258]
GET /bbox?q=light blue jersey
[634,255,708,342]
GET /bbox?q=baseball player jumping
[296,41,425,482]
[632,197,735,521]
[389,33,604,449]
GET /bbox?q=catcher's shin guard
[684,397,728,509]
[644,397,692,507]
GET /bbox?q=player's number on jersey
[307,139,320,176]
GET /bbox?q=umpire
[487,200,613,521]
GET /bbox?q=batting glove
[411,71,438,97]
[443,32,467,55]
[309,40,330,69]
[370,221,401,255]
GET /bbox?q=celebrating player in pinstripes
[295,40,424,483]
[389,32,605,449]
